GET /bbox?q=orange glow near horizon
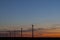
[0,29,60,37]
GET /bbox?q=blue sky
[0,0,60,26]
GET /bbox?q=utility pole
[10,24,11,37]
[13,24,15,37]
[10,31,11,37]
[21,28,23,37]
[32,24,34,38]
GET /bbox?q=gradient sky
[0,0,60,26]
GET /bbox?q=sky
[0,0,60,27]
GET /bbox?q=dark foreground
[0,37,60,40]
